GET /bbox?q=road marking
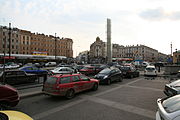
[32,77,156,120]
[126,85,163,92]
[33,99,86,120]
[81,95,155,119]
[94,78,143,97]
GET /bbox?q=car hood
[169,79,180,87]
[0,111,33,120]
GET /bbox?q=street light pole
[3,36,7,84]
[55,33,57,60]
[8,23,11,59]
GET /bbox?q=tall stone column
[107,18,112,63]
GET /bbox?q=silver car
[156,94,180,120]
[50,67,74,74]
[164,79,180,96]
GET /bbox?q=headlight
[103,75,108,79]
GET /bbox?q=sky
[0,0,180,57]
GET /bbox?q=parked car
[0,82,20,109]
[144,65,157,76]
[164,79,180,96]
[0,64,11,69]
[119,66,139,78]
[94,67,123,85]
[20,66,48,75]
[43,74,99,99]
[0,110,33,120]
[50,67,75,75]
[0,70,38,85]
[45,62,57,67]
[79,66,101,75]
[156,94,180,120]
[8,64,20,69]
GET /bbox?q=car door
[59,76,73,93]
[79,75,93,90]
[4,71,17,84]
[16,71,28,84]
[71,75,83,93]
[114,69,121,81]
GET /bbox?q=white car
[50,67,75,74]
[156,94,180,120]
[144,65,157,76]
[8,64,20,69]
[45,62,57,67]
[0,64,11,69]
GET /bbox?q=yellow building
[173,50,180,64]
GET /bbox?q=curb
[20,91,43,99]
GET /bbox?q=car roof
[51,73,81,78]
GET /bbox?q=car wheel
[107,79,111,85]
[92,83,98,91]
[65,89,75,99]
[0,112,9,120]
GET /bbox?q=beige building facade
[0,25,73,58]
[90,37,168,62]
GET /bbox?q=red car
[0,83,20,108]
[79,66,101,75]
[43,74,99,99]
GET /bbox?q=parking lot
[14,75,170,120]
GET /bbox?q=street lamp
[8,23,11,59]
[55,33,57,60]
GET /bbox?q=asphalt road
[13,76,168,120]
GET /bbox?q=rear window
[45,77,58,84]
[163,95,180,113]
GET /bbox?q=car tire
[92,83,98,91]
[107,79,111,85]
[65,89,75,99]
[0,112,9,120]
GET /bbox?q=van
[45,62,57,67]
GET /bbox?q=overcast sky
[0,0,180,57]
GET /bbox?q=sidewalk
[17,84,43,99]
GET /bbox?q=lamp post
[8,23,11,60]
[55,33,57,61]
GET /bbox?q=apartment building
[173,50,180,64]
[0,26,20,54]
[0,25,73,58]
[90,38,168,62]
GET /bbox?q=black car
[0,70,38,85]
[94,67,123,85]
[164,79,180,96]
[120,66,139,78]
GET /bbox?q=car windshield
[99,68,111,74]
[163,95,180,113]
[146,68,155,70]
[45,77,58,84]
[120,67,130,71]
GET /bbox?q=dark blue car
[20,66,48,75]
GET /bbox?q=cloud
[139,8,180,21]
